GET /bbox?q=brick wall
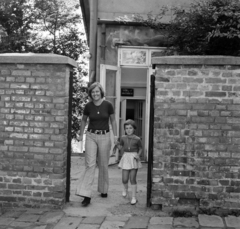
[151,56,240,210]
[0,53,76,208]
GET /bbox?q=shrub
[122,0,240,56]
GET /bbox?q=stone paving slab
[199,228,224,229]
[16,213,40,222]
[6,224,54,229]
[149,217,173,225]
[39,211,65,224]
[77,225,100,229]
[99,220,125,229]
[124,216,150,229]
[0,210,25,218]
[105,216,129,222]
[225,215,240,228]
[148,225,172,229]
[53,216,83,229]
[25,225,49,229]
[9,221,34,227]
[198,214,224,228]
[81,216,106,225]
[173,217,199,228]
[0,218,15,226]
[26,209,49,215]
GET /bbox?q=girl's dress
[118,135,142,170]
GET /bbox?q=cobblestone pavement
[0,156,239,228]
[0,209,239,228]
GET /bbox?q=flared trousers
[76,131,111,197]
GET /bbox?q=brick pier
[151,56,240,210]
[0,53,77,208]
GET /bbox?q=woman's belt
[88,129,109,135]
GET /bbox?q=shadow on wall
[106,27,171,49]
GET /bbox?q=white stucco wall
[98,0,193,22]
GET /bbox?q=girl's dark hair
[124,119,137,129]
[88,82,105,99]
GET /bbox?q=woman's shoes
[82,197,91,207]
[130,197,137,205]
[101,193,108,198]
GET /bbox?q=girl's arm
[116,142,122,150]
[138,147,142,157]
[135,139,143,160]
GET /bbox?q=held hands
[112,136,121,156]
[114,136,119,145]
[112,144,118,156]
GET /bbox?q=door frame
[118,46,165,161]
[100,64,121,164]
[100,64,121,136]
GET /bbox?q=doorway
[120,66,148,160]
[121,99,145,161]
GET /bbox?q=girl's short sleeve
[120,137,124,146]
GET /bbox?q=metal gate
[147,75,155,207]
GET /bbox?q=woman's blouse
[120,135,142,152]
[83,100,114,130]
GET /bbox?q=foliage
[72,64,88,139]
[32,0,89,139]
[0,0,89,140]
[169,0,240,55]
[120,0,240,56]
[0,0,36,52]
[32,0,83,56]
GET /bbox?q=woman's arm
[110,114,118,144]
[77,115,88,141]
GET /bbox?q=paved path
[0,208,239,228]
[0,157,239,228]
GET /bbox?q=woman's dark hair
[124,119,137,130]
[88,82,105,100]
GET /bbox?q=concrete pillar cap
[152,55,240,65]
[0,53,77,67]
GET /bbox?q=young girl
[117,119,142,205]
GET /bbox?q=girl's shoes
[122,183,128,198]
[131,184,137,205]
[122,190,128,197]
[131,197,137,205]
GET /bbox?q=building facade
[80,0,240,211]
[80,0,193,163]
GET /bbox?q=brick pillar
[151,56,240,211]
[0,53,77,208]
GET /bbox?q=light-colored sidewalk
[68,156,157,217]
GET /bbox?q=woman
[76,82,118,207]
